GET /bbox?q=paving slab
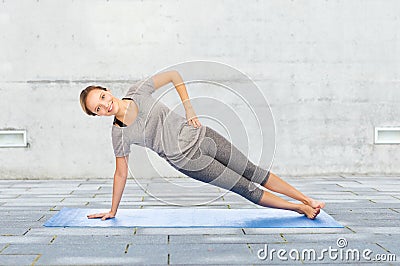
[0,188,29,194]
[2,243,127,256]
[242,227,349,235]
[124,244,169,264]
[169,243,253,265]
[0,236,52,244]
[375,240,400,258]
[281,233,393,243]
[0,227,31,236]
[169,234,284,244]
[330,215,399,225]
[135,227,245,235]
[52,235,167,245]
[0,255,39,266]
[345,226,400,234]
[36,255,148,265]
[0,195,20,199]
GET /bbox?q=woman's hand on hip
[186,108,202,128]
[87,211,116,221]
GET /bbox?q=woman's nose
[102,101,109,109]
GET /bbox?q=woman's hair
[80,86,107,116]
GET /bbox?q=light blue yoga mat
[43,208,343,228]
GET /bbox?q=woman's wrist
[182,99,192,110]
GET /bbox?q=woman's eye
[102,94,105,99]
[96,107,100,112]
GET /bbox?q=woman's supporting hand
[87,211,116,221]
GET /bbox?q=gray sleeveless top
[111,77,206,168]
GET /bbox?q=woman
[79,70,325,221]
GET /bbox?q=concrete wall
[1,0,399,179]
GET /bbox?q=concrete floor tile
[36,245,154,265]
[330,215,399,225]
[0,227,31,236]
[1,244,44,255]
[0,255,38,266]
[135,227,245,235]
[282,233,396,245]
[169,234,284,244]
[242,228,348,235]
[3,243,126,256]
[169,243,253,265]
[124,244,168,264]
[0,189,29,194]
[0,236,52,244]
[52,234,167,245]
[375,240,400,258]
[346,226,400,234]
[0,195,20,199]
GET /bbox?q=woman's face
[86,89,119,116]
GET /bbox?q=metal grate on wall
[0,130,28,147]
[374,127,400,144]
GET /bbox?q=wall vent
[374,127,400,144]
[0,130,28,147]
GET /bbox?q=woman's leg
[258,190,320,219]
[263,172,325,208]
[172,149,320,219]
[201,126,325,209]
[173,148,264,205]
[200,126,270,186]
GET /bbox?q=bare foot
[297,204,321,220]
[305,197,325,209]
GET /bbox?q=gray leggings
[169,126,270,204]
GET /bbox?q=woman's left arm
[152,70,202,128]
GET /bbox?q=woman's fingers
[87,212,115,221]
[87,212,107,219]
[188,118,201,128]
[87,213,104,219]
[87,213,98,218]
[101,213,114,221]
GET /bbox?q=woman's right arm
[87,155,129,220]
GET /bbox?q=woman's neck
[115,98,132,121]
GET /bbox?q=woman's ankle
[300,196,312,206]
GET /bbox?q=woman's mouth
[108,102,113,112]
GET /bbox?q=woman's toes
[314,207,321,218]
[297,204,322,220]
